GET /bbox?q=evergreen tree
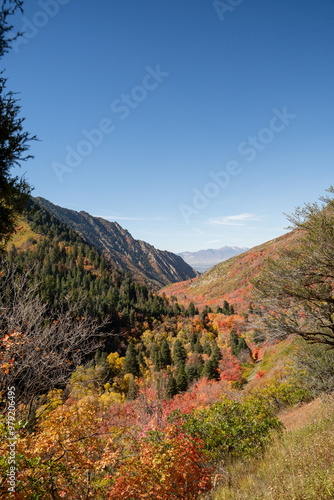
[222,300,230,315]
[175,365,188,392]
[166,371,178,399]
[203,359,219,381]
[203,342,212,356]
[185,364,198,384]
[194,341,203,354]
[190,331,197,349]
[161,339,172,368]
[151,342,162,371]
[200,310,208,325]
[230,329,239,357]
[0,3,36,252]
[187,302,196,317]
[137,351,146,371]
[211,342,222,368]
[196,354,205,378]
[0,1,23,57]
[126,375,138,400]
[123,344,140,378]
[237,337,248,353]
[173,302,181,315]
[173,339,187,366]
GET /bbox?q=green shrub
[183,396,282,462]
[214,396,334,500]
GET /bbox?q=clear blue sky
[4,0,334,252]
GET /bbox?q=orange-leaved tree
[107,423,213,500]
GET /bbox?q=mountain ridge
[34,197,198,288]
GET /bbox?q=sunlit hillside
[163,230,300,313]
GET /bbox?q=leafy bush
[247,366,311,408]
[107,424,213,500]
[214,396,334,500]
[183,396,283,462]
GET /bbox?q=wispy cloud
[207,213,265,226]
[206,239,221,245]
[193,227,204,235]
[94,215,169,222]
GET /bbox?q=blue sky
[3,0,334,252]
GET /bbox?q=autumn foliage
[107,425,213,500]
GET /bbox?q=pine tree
[200,311,208,325]
[138,351,146,371]
[175,365,188,392]
[127,375,138,400]
[166,372,178,399]
[203,342,212,356]
[194,341,203,354]
[185,364,198,384]
[0,73,35,251]
[211,342,222,368]
[151,342,162,371]
[230,329,239,357]
[161,339,172,368]
[203,359,219,381]
[196,354,205,378]
[190,331,197,349]
[237,337,249,354]
[187,302,196,317]
[123,344,140,378]
[173,339,187,366]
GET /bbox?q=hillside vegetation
[214,395,334,500]
[163,230,299,313]
[34,197,198,288]
[1,190,334,499]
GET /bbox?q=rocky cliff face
[34,197,198,288]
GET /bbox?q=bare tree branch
[251,187,334,348]
[0,260,107,416]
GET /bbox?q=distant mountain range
[178,246,249,272]
[34,197,198,288]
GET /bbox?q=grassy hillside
[6,219,43,251]
[213,395,334,500]
[163,230,299,312]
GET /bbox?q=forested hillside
[2,192,334,499]
[6,200,198,350]
[1,0,334,497]
[34,197,198,288]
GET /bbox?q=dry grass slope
[163,231,299,312]
[6,220,42,251]
[213,395,334,500]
